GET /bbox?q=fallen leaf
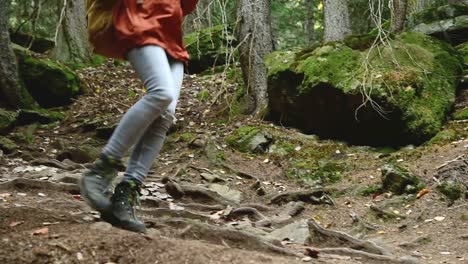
[76,252,84,261]
[32,227,49,236]
[9,221,24,227]
[416,188,430,199]
[0,193,12,198]
[434,216,445,222]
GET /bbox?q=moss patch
[266,32,462,146]
[438,182,463,201]
[0,109,18,132]
[17,51,81,108]
[453,108,468,120]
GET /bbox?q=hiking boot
[102,180,146,233]
[79,154,121,212]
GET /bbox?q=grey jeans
[102,45,184,185]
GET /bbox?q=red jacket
[92,0,198,62]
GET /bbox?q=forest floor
[1,61,467,264]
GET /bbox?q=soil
[0,61,467,264]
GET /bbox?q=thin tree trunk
[323,0,352,42]
[0,1,27,109]
[51,0,91,64]
[304,0,315,45]
[236,0,274,116]
[391,0,408,33]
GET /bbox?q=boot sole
[79,176,112,213]
[101,211,147,233]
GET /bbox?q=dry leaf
[32,227,49,236]
[9,221,24,227]
[416,188,430,199]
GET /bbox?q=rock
[226,126,273,153]
[57,145,100,164]
[0,109,18,134]
[184,25,235,74]
[200,173,225,183]
[265,32,463,146]
[89,222,113,232]
[189,138,206,149]
[208,183,243,204]
[9,30,55,53]
[408,4,468,45]
[15,48,81,108]
[16,109,65,125]
[0,136,18,154]
[50,173,81,184]
[266,220,310,244]
[381,164,424,195]
[435,159,467,202]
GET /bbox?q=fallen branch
[308,219,391,256]
[436,154,465,170]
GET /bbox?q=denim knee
[146,88,174,107]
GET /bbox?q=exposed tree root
[158,218,303,257]
[222,164,259,180]
[304,247,419,263]
[139,208,213,222]
[226,207,266,221]
[308,219,392,256]
[31,158,82,171]
[0,178,80,194]
[269,188,335,205]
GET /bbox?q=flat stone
[89,222,113,232]
[50,173,81,184]
[266,220,310,244]
[208,183,242,204]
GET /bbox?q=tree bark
[0,0,28,109]
[304,0,316,45]
[51,0,91,64]
[323,0,352,42]
[236,0,274,116]
[391,0,408,33]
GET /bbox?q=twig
[303,247,415,263]
[436,154,465,170]
[370,205,407,219]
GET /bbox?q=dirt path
[1,62,467,264]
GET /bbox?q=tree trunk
[323,0,352,42]
[51,0,91,64]
[347,0,372,35]
[304,0,316,45]
[391,0,408,33]
[0,1,29,109]
[236,0,274,116]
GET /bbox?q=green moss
[288,159,345,186]
[409,4,468,26]
[429,129,457,144]
[18,52,81,108]
[381,163,424,194]
[196,90,211,102]
[91,54,107,66]
[359,185,382,196]
[226,126,262,153]
[461,213,468,222]
[438,182,463,201]
[179,132,195,142]
[184,25,234,73]
[0,136,18,154]
[0,109,18,131]
[453,108,468,120]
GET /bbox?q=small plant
[196,90,211,102]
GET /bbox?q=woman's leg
[80,45,178,216]
[122,59,184,185]
[102,46,178,159]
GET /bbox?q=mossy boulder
[17,109,65,125]
[184,25,235,74]
[266,32,463,146]
[408,4,468,45]
[226,126,272,153]
[0,109,18,133]
[15,48,81,108]
[0,136,18,154]
[381,164,424,195]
